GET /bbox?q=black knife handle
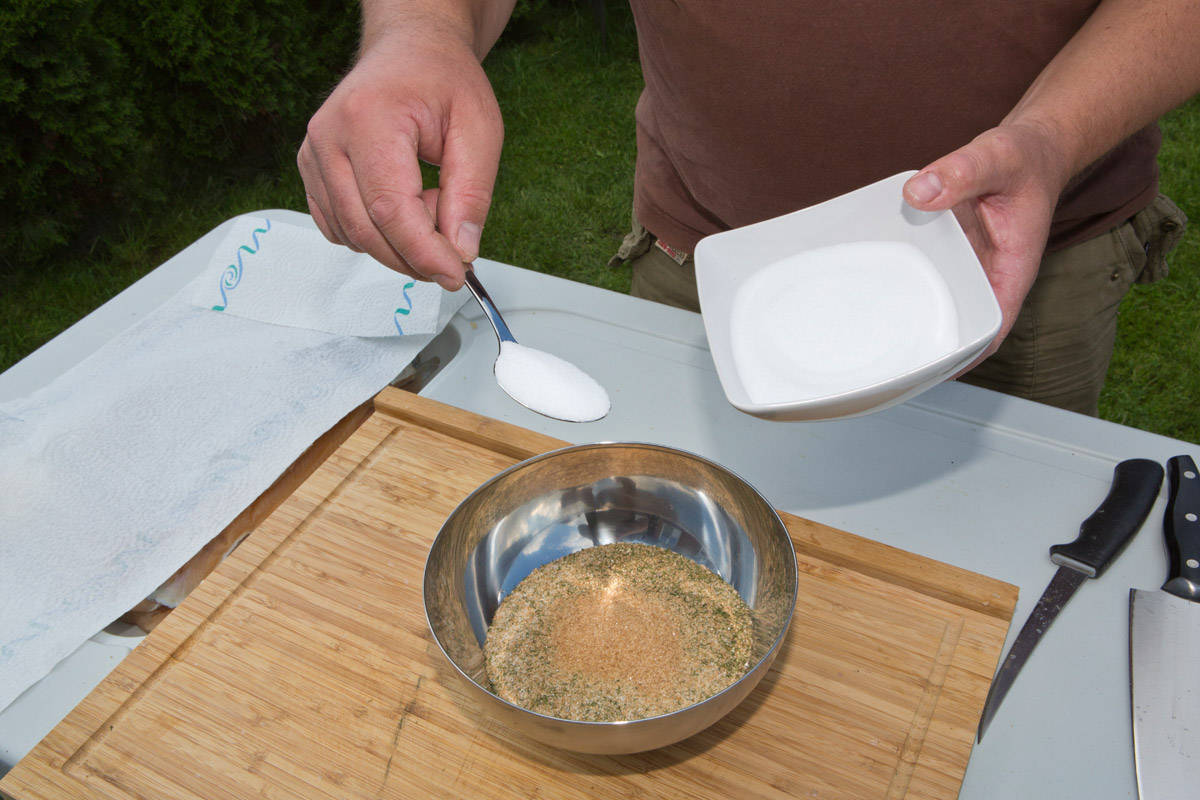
[1049,458,1164,577]
[1163,454,1200,602]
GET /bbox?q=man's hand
[902,120,1072,360]
[905,0,1200,362]
[297,27,504,291]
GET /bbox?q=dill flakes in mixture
[484,542,754,722]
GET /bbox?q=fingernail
[456,221,482,260]
[906,172,943,204]
[434,274,459,291]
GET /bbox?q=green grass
[2,2,1197,444]
[478,8,642,294]
[1098,94,1200,442]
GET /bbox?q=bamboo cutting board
[2,388,1017,800]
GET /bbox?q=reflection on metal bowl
[423,442,798,754]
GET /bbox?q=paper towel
[186,217,448,337]
[0,216,467,712]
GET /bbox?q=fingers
[296,47,503,291]
[299,120,482,289]
[437,96,504,263]
[298,138,351,249]
[301,117,450,284]
[900,125,1067,365]
[341,124,459,278]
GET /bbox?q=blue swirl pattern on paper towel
[212,219,272,311]
[393,281,417,334]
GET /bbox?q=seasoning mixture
[485,542,754,722]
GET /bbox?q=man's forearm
[360,0,519,61]
[1004,0,1200,179]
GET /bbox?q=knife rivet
[1187,513,1198,522]
[1185,470,1197,480]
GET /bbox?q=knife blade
[1131,454,1200,799]
[977,458,1165,743]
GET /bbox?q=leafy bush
[1,0,359,271]
[1,1,141,265]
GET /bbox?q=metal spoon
[464,268,518,347]
[463,268,609,423]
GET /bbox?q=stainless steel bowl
[423,442,798,754]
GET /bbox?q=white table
[2,210,1195,798]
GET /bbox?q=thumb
[437,100,504,264]
[903,141,1002,212]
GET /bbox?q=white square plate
[695,171,1001,421]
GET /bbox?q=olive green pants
[612,194,1187,416]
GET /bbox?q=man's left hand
[902,120,1071,362]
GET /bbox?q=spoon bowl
[463,269,610,423]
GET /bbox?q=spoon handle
[464,269,517,344]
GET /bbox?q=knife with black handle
[1047,459,1169,578]
[1160,455,1200,602]
[977,458,1164,742]
[1131,454,1200,799]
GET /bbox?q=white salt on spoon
[464,269,610,423]
[493,341,610,422]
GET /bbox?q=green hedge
[1,0,360,270]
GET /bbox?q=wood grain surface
[1,388,1017,800]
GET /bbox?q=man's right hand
[297,24,504,291]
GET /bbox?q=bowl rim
[694,170,1002,421]
[422,440,799,728]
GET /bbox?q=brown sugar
[484,542,754,722]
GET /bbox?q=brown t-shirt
[629,1,1160,255]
